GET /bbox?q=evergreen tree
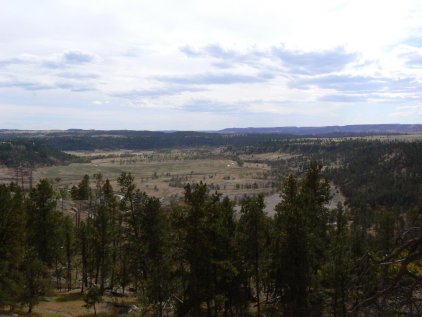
[93,197,112,291]
[102,178,124,291]
[118,172,146,292]
[78,174,91,200]
[0,184,25,308]
[375,209,396,254]
[273,174,310,317]
[21,179,63,310]
[173,182,210,317]
[84,285,102,316]
[63,216,76,291]
[324,203,352,317]
[206,195,245,316]
[237,194,268,317]
[299,162,330,313]
[79,220,95,292]
[272,163,331,316]
[139,196,173,316]
[171,185,248,316]
[20,253,50,313]
[26,179,59,266]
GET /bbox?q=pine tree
[0,184,25,309]
[93,198,112,291]
[78,174,91,200]
[84,285,102,316]
[79,220,95,292]
[207,195,245,316]
[273,163,331,316]
[173,182,212,317]
[26,179,59,266]
[299,162,330,313]
[237,194,268,317]
[324,203,352,317]
[20,253,50,313]
[63,216,76,291]
[273,174,310,317]
[102,178,124,291]
[139,196,172,316]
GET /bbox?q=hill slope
[0,140,74,167]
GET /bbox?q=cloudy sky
[2,0,422,130]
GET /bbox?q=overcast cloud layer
[1,0,422,130]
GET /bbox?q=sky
[1,0,422,130]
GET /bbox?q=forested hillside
[234,139,422,217]
[0,160,421,316]
[0,140,74,167]
[1,128,420,151]
[0,130,297,151]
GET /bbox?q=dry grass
[33,153,273,200]
[0,147,347,215]
[29,291,123,317]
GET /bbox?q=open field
[0,147,347,213]
[33,149,275,201]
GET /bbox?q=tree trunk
[55,259,60,290]
[255,222,261,317]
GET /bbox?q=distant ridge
[217,124,422,135]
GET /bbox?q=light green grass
[34,159,264,183]
[33,157,272,199]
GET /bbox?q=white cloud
[391,104,422,117]
[1,0,422,129]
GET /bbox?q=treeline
[0,140,74,168]
[1,163,421,316]
[3,130,380,152]
[2,128,419,152]
[237,139,422,223]
[326,140,422,210]
[0,130,297,151]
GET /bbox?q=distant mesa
[216,124,422,135]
